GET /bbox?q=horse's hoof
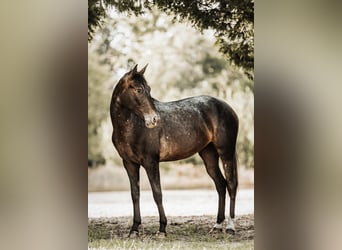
[226,228,235,235]
[209,227,223,234]
[210,223,223,234]
[128,230,139,238]
[156,231,167,238]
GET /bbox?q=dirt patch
[88,214,254,243]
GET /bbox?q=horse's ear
[130,64,138,75]
[139,64,148,75]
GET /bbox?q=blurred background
[88,8,254,193]
[2,0,341,249]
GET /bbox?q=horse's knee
[206,168,226,192]
[216,181,227,195]
[132,196,139,203]
[131,189,140,203]
[224,163,238,192]
[227,178,237,189]
[152,189,163,203]
[227,181,237,198]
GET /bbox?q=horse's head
[114,64,160,128]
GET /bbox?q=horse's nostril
[145,114,159,128]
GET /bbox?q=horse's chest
[113,133,139,161]
[117,142,140,162]
[113,127,155,163]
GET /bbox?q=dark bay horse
[110,65,239,237]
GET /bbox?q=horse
[110,64,239,237]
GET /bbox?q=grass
[88,215,254,250]
[88,239,254,250]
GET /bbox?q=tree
[88,52,112,166]
[88,0,254,78]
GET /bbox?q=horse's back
[155,95,238,161]
[157,95,237,129]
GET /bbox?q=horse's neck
[113,103,131,120]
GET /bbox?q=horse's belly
[160,150,200,161]
[159,135,209,161]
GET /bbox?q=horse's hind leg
[216,146,238,234]
[199,143,227,232]
[225,153,238,233]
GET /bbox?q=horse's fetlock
[133,220,141,229]
[128,230,139,238]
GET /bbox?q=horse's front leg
[123,160,141,237]
[144,160,167,236]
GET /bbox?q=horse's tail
[226,148,238,218]
[230,107,239,187]
[233,151,238,187]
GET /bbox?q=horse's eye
[136,88,143,94]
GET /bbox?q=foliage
[88,8,254,168]
[88,53,111,164]
[88,0,254,78]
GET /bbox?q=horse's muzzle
[144,113,160,128]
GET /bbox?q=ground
[88,214,254,249]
